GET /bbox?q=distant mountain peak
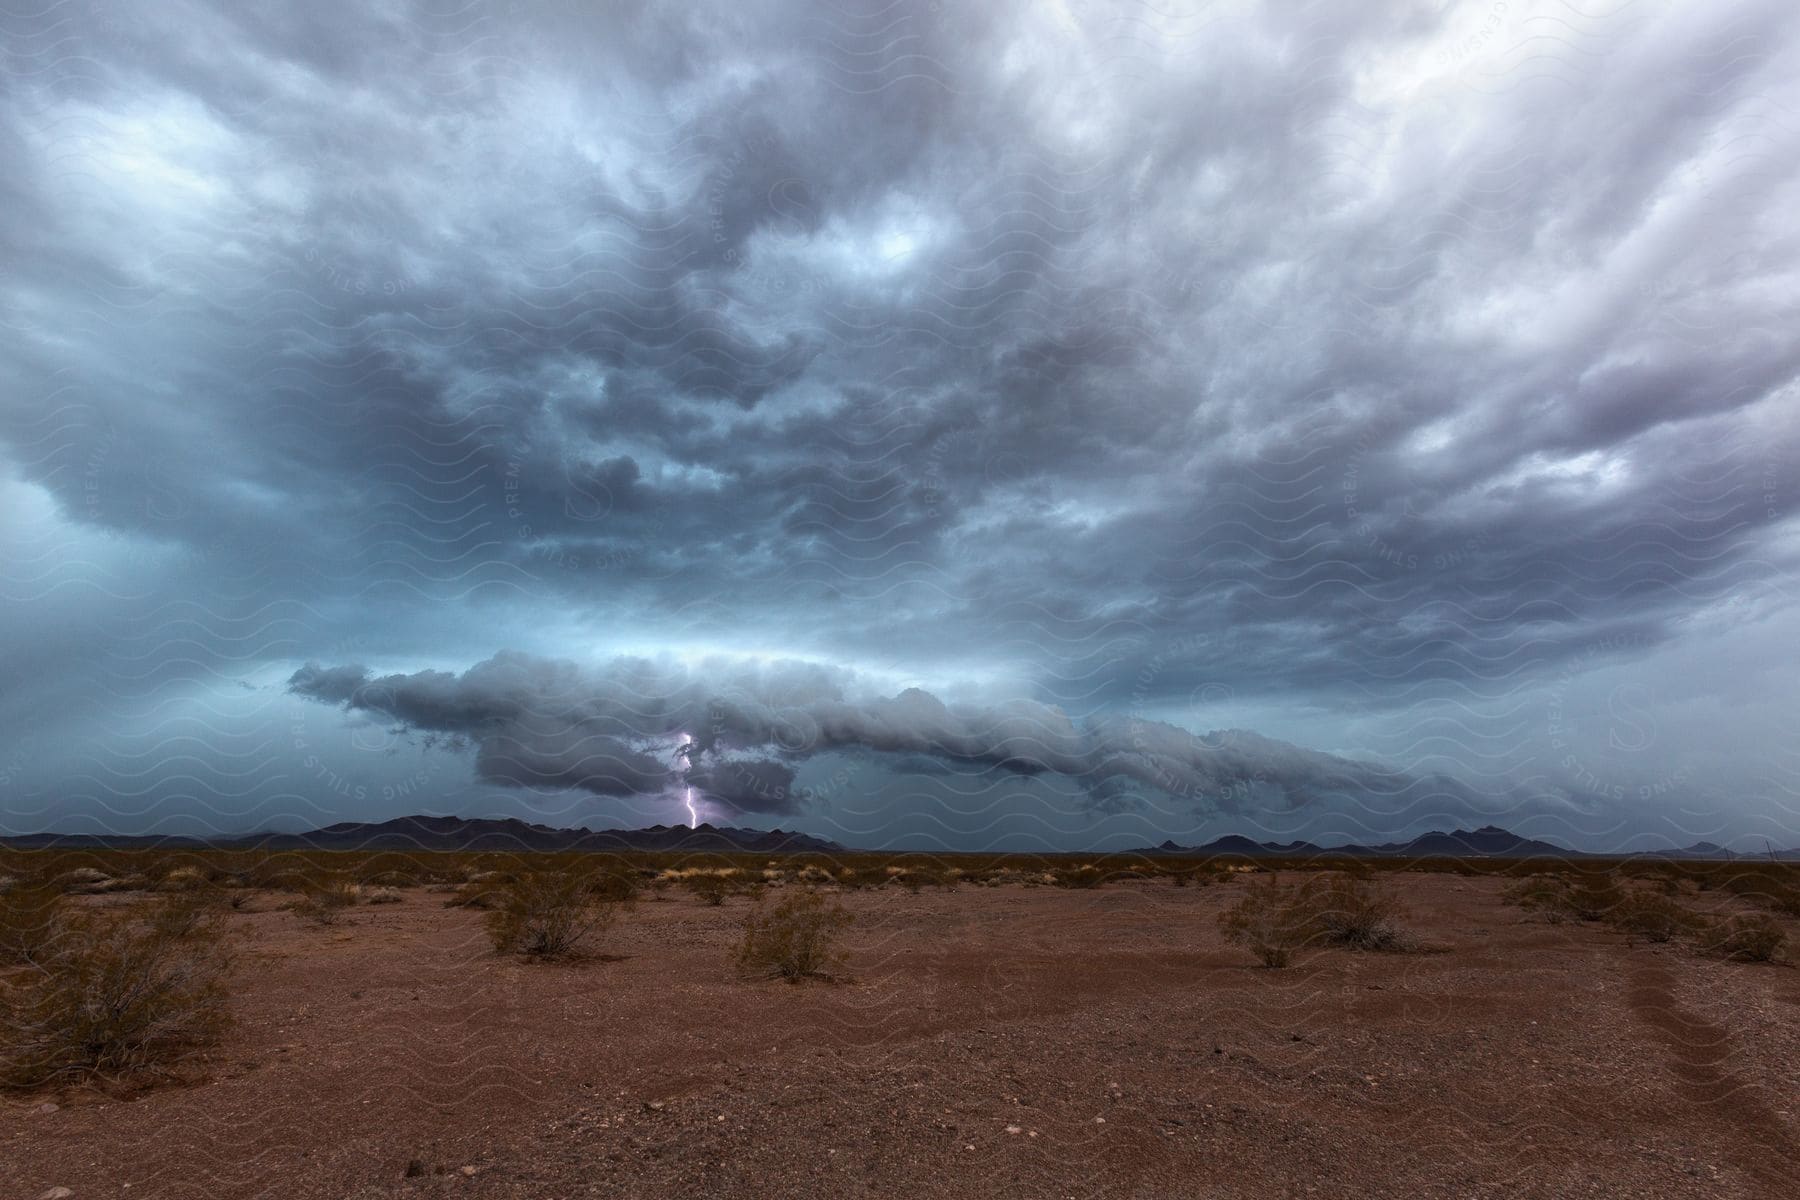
[1132,824,1575,859]
[224,814,845,854]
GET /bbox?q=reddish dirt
[4,874,1798,1199]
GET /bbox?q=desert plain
[3,865,1798,1200]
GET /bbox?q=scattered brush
[0,901,231,1091]
[485,871,622,959]
[1559,874,1625,922]
[291,875,360,926]
[1217,877,1315,968]
[444,871,506,910]
[1606,889,1701,944]
[0,885,68,968]
[1503,873,1624,923]
[155,866,214,892]
[1700,914,1786,963]
[1052,864,1107,889]
[736,889,852,983]
[146,891,226,941]
[587,866,640,905]
[685,873,731,906]
[1307,874,1414,951]
[1218,873,1418,967]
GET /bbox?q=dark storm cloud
[3,0,1799,845]
[288,652,1511,820]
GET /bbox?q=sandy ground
[3,874,1798,1199]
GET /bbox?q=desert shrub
[156,865,213,892]
[1053,865,1107,889]
[57,867,114,895]
[0,905,231,1090]
[485,871,619,959]
[1560,874,1625,922]
[350,853,431,888]
[0,886,68,968]
[736,889,852,983]
[1218,874,1415,966]
[291,874,359,925]
[1216,877,1314,968]
[1742,880,1800,918]
[685,873,731,906]
[1503,873,1623,923]
[445,872,506,909]
[1308,874,1413,951]
[1701,914,1786,963]
[239,855,299,891]
[1502,875,1572,922]
[1607,889,1700,943]
[357,870,420,889]
[364,887,403,905]
[1172,868,1220,888]
[883,865,948,892]
[587,866,640,905]
[146,891,225,941]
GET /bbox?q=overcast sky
[3,0,1797,851]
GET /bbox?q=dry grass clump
[1606,888,1701,943]
[57,867,120,895]
[685,872,732,906]
[1173,868,1228,888]
[156,865,213,892]
[357,870,419,889]
[146,890,226,941]
[1507,873,1774,955]
[736,889,852,983]
[1700,914,1786,963]
[0,898,231,1090]
[1217,877,1315,968]
[1707,864,1800,918]
[1308,874,1414,951]
[1503,872,1625,923]
[1,885,69,968]
[1052,864,1107,889]
[485,871,622,959]
[291,874,360,925]
[1218,873,1415,967]
[445,871,506,909]
[363,887,403,905]
[1559,874,1625,922]
[1500,875,1569,917]
[587,865,641,905]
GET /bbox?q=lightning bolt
[675,732,700,828]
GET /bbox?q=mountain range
[1131,824,1800,860]
[0,814,843,854]
[3,816,1795,859]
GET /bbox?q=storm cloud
[3,0,1798,849]
[290,652,1543,826]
